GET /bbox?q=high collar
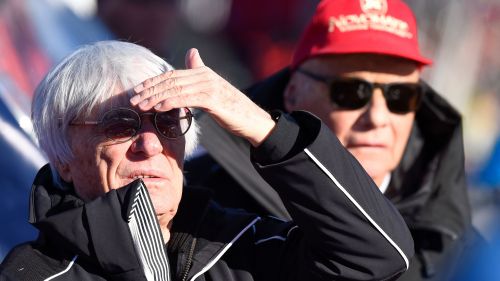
[29,165,259,281]
[29,165,152,280]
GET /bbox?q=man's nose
[130,119,163,156]
[362,90,391,127]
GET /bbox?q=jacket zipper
[181,237,197,281]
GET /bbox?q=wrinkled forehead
[80,88,135,121]
[87,76,150,118]
[103,88,134,109]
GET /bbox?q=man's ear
[55,161,72,183]
[283,82,297,113]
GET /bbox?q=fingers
[133,68,207,93]
[133,48,206,95]
[134,80,216,112]
[130,72,210,108]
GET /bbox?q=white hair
[32,40,199,187]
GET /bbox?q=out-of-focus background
[1,0,499,261]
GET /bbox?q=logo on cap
[328,0,412,39]
[360,0,387,15]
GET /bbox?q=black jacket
[1,112,413,280]
[185,69,476,281]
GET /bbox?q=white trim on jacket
[189,217,261,281]
[43,255,78,281]
[304,148,410,270]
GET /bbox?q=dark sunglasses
[69,107,193,143]
[297,68,424,114]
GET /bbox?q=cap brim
[293,31,432,68]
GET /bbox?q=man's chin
[150,195,179,218]
[155,208,176,226]
[357,159,392,180]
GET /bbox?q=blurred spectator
[96,0,178,56]
[223,0,318,80]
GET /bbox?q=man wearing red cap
[187,0,477,280]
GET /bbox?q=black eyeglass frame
[296,68,424,114]
[69,107,193,143]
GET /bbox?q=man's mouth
[128,171,165,181]
[349,144,386,148]
[132,175,158,180]
[124,170,169,184]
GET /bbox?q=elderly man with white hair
[0,41,412,281]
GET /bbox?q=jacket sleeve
[251,111,414,281]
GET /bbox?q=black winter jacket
[185,69,477,281]
[1,112,413,280]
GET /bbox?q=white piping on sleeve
[286,225,299,237]
[254,225,298,245]
[189,217,262,281]
[304,148,410,270]
[44,255,78,281]
[254,235,286,245]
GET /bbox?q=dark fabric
[252,111,301,164]
[185,68,475,281]
[187,111,291,219]
[1,111,414,280]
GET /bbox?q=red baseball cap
[291,0,432,69]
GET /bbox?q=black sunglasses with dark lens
[297,68,424,114]
[69,107,193,143]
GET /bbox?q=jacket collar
[389,85,469,236]
[29,165,156,280]
[29,165,259,281]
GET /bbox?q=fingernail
[130,95,141,105]
[154,103,162,110]
[139,100,149,107]
[134,84,144,93]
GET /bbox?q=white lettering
[329,14,412,38]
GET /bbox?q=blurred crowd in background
[1,0,499,261]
